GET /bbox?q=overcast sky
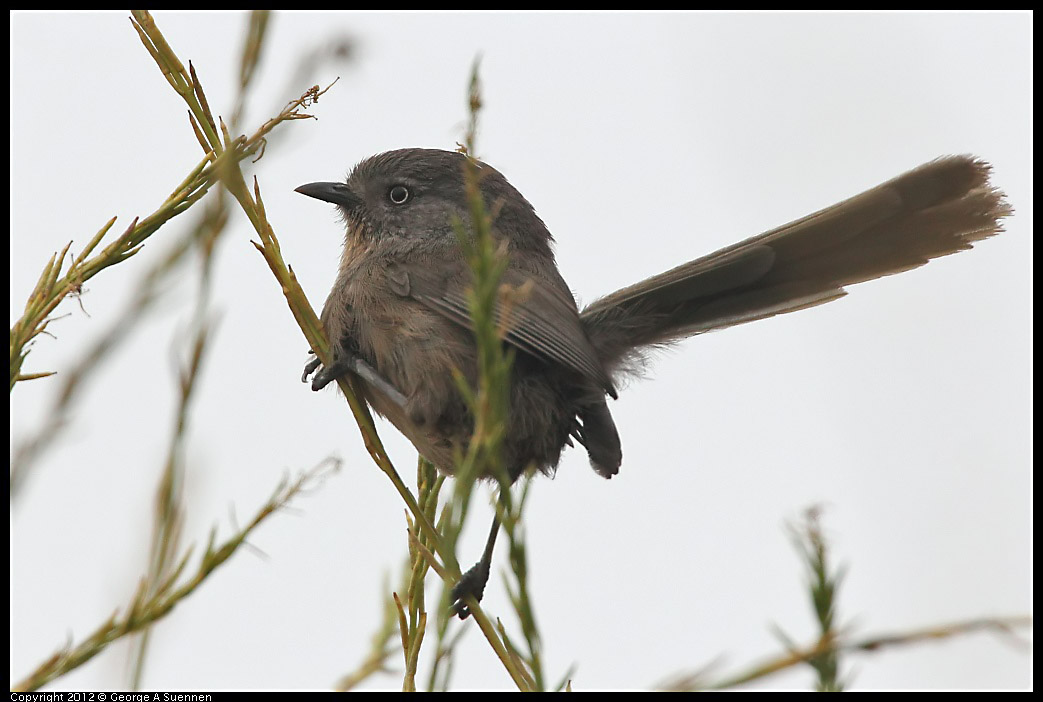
[10,11,1032,691]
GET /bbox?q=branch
[13,459,340,692]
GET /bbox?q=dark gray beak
[294,182,362,210]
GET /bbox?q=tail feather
[575,400,622,478]
[581,156,1011,377]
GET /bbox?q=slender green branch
[499,476,544,690]
[658,507,1032,691]
[230,10,271,128]
[13,459,340,692]
[398,458,441,690]
[12,14,361,692]
[9,22,327,396]
[128,189,229,690]
[11,221,197,494]
[128,318,209,690]
[431,58,540,692]
[334,581,399,691]
[789,506,844,691]
[131,10,222,154]
[664,614,1033,691]
[9,167,204,394]
[11,13,337,497]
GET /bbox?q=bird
[295,148,1010,618]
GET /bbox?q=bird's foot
[450,561,490,620]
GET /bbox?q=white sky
[10,11,1032,691]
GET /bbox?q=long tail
[580,155,1012,377]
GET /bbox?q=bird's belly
[356,310,475,473]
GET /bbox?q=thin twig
[14,459,340,692]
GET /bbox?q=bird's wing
[387,261,616,397]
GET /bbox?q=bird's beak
[294,182,362,210]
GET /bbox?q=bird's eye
[388,185,410,204]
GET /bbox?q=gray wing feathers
[395,264,617,396]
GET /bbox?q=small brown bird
[296,150,1010,618]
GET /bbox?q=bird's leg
[450,511,502,620]
[303,352,355,391]
[301,350,408,409]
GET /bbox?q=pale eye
[388,185,410,204]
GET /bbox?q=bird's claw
[450,562,490,620]
[301,354,322,384]
[302,353,352,392]
[301,352,409,409]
